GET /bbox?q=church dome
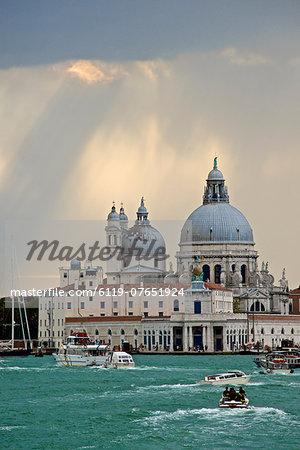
[107,203,119,220]
[180,158,254,244]
[207,168,224,180]
[121,197,166,257]
[180,203,254,243]
[119,204,128,221]
[122,224,166,256]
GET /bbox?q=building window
[194,301,201,314]
[64,272,67,278]
[271,328,274,334]
[58,319,60,326]
[108,329,112,335]
[159,301,163,308]
[144,301,148,309]
[40,319,42,326]
[159,312,164,317]
[121,329,125,335]
[291,328,294,334]
[67,302,71,309]
[261,328,264,334]
[58,330,60,337]
[80,272,83,278]
[159,331,162,345]
[95,329,99,335]
[281,328,285,334]
[113,312,118,316]
[44,319,47,326]
[129,301,133,309]
[144,335,147,345]
[144,312,148,317]
[89,281,93,287]
[129,312,133,316]
[81,302,85,309]
[214,264,221,284]
[113,301,118,308]
[241,265,247,284]
[173,299,179,311]
[100,302,105,309]
[89,296,93,301]
[203,265,210,282]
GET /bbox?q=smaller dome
[119,205,128,221]
[70,259,81,270]
[108,204,119,220]
[207,168,224,180]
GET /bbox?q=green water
[1,355,299,449]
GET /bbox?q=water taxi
[104,351,135,369]
[200,370,251,385]
[53,331,134,368]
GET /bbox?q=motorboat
[200,370,251,385]
[219,397,250,409]
[53,331,134,368]
[254,351,300,369]
[104,351,135,369]
[261,359,293,374]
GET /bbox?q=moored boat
[201,370,251,385]
[53,331,135,368]
[261,359,293,374]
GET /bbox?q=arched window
[120,329,125,335]
[281,328,285,334]
[231,264,236,274]
[261,303,265,312]
[144,330,146,335]
[95,329,99,335]
[289,303,292,313]
[271,328,274,334]
[134,329,138,336]
[174,299,179,312]
[214,265,221,284]
[291,328,294,335]
[203,265,210,282]
[250,301,265,312]
[241,265,247,284]
[108,329,112,335]
[261,328,264,334]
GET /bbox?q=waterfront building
[38,159,300,351]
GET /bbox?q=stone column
[206,325,213,352]
[189,325,193,350]
[184,325,188,352]
[169,327,173,352]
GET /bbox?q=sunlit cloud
[66,59,128,83]
[221,47,271,66]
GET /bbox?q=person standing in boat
[223,387,230,398]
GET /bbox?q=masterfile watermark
[26,238,169,263]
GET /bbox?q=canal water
[1,354,299,449]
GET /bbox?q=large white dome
[180,203,254,243]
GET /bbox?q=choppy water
[1,355,299,449]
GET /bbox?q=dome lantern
[136,197,149,224]
[203,157,229,205]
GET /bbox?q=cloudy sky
[0,1,300,292]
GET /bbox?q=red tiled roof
[248,314,300,322]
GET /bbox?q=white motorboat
[104,351,135,369]
[261,359,292,374]
[53,331,134,368]
[219,397,250,409]
[200,370,251,385]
